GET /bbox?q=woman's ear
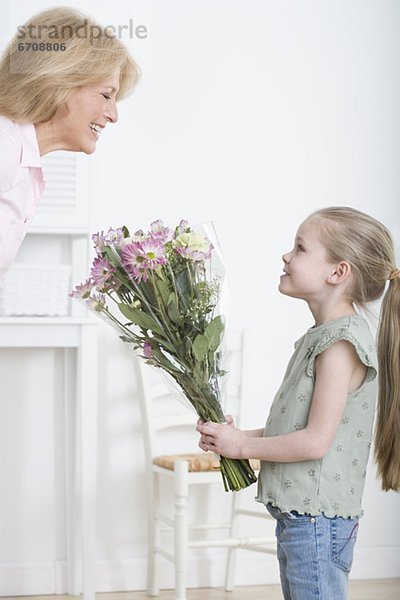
[327,261,352,285]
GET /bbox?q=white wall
[1,0,400,594]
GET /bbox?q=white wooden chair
[133,329,276,600]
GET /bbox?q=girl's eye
[296,244,305,252]
[102,94,111,100]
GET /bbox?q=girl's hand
[196,420,247,459]
[224,414,235,427]
[196,414,235,428]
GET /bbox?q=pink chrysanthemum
[90,256,115,289]
[86,293,106,311]
[176,219,190,234]
[69,278,94,299]
[143,340,154,359]
[92,227,125,255]
[121,237,167,281]
[150,220,174,243]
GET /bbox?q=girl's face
[52,69,120,154]
[279,218,336,302]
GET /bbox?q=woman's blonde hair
[311,206,400,492]
[0,7,140,123]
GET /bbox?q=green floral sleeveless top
[256,314,377,518]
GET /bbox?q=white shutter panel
[32,152,91,232]
[39,152,77,212]
[26,152,92,316]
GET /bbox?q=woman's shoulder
[0,115,22,139]
[0,116,24,191]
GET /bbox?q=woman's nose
[106,99,118,123]
[282,250,291,264]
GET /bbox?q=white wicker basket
[0,263,72,316]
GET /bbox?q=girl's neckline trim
[307,313,362,334]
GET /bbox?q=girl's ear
[327,261,352,285]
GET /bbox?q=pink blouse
[0,116,46,279]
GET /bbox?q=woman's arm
[197,341,365,462]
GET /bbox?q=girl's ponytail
[310,207,399,492]
[375,271,400,491]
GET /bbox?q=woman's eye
[102,94,111,100]
[296,244,305,252]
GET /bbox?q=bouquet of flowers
[70,219,257,492]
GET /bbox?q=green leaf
[167,293,181,324]
[193,362,205,384]
[204,316,224,352]
[118,303,164,335]
[155,278,170,305]
[151,335,176,353]
[151,347,182,373]
[103,245,119,266]
[192,334,208,361]
[176,269,191,308]
[141,279,158,306]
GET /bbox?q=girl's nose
[282,250,291,264]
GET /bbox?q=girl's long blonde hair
[0,7,140,123]
[311,206,400,492]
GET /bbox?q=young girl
[197,206,400,600]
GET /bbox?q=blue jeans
[266,504,359,600]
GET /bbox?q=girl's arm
[200,414,264,438]
[197,340,366,462]
[244,428,265,437]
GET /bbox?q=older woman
[0,6,139,278]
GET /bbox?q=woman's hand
[196,419,248,459]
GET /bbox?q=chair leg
[224,492,239,591]
[147,472,160,596]
[174,460,189,600]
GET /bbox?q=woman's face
[54,69,120,154]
